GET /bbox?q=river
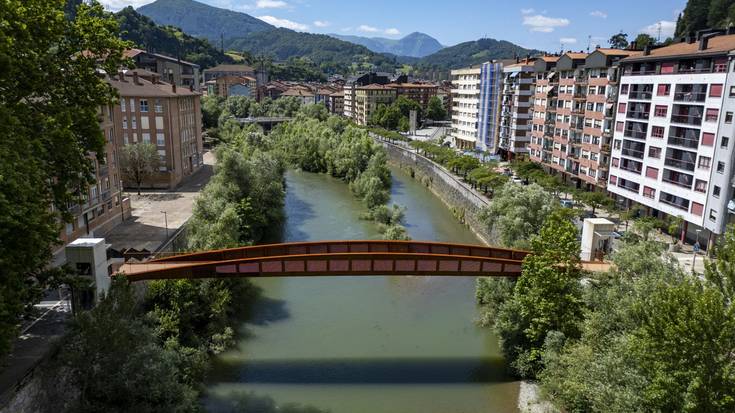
[202,166,520,413]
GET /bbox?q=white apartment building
[450,62,503,151]
[608,31,735,247]
[498,59,535,159]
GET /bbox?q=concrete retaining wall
[376,139,496,245]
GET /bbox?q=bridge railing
[149,240,530,264]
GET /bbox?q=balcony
[617,179,640,192]
[670,113,703,126]
[627,111,650,120]
[621,147,645,159]
[664,157,696,172]
[673,92,706,103]
[623,129,647,139]
[667,135,699,149]
[628,91,652,100]
[661,170,693,189]
[660,193,689,211]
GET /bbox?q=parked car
[560,199,574,208]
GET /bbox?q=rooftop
[622,33,735,62]
[124,48,199,68]
[205,64,256,73]
[108,71,200,97]
[281,88,315,97]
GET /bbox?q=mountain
[330,32,443,57]
[415,38,542,70]
[225,28,397,74]
[116,7,232,69]
[137,0,273,42]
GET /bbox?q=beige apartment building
[354,84,398,125]
[109,70,203,190]
[387,82,439,109]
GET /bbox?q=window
[727,112,734,123]
[648,146,662,158]
[694,179,707,193]
[651,126,665,138]
[710,209,718,222]
[616,121,624,132]
[699,156,711,169]
[654,105,668,117]
[646,166,659,179]
[142,133,150,143]
[154,99,163,113]
[714,185,721,197]
[706,108,719,122]
[618,103,626,114]
[129,98,135,111]
[722,137,730,148]
[711,84,723,97]
[661,62,675,74]
[157,133,165,146]
[715,58,728,72]
[140,99,149,113]
[643,186,656,198]
[123,133,128,145]
[691,202,704,216]
[621,84,629,94]
[141,117,149,129]
[120,98,126,112]
[657,84,670,96]
[122,116,128,129]
[702,132,715,146]
[717,161,725,173]
[66,222,74,236]
[131,116,137,129]
[729,85,735,97]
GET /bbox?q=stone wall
[377,140,496,245]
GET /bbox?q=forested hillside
[676,0,735,36]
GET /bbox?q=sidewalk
[105,150,215,252]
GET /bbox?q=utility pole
[161,210,169,239]
[587,35,592,52]
[657,22,662,43]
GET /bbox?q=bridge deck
[119,240,608,281]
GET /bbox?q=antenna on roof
[657,22,662,42]
[587,35,591,52]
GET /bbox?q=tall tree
[118,142,161,195]
[0,0,128,357]
[609,32,629,49]
[677,0,716,35]
[633,33,656,49]
[426,95,448,121]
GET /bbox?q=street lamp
[161,210,169,239]
[693,229,702,273]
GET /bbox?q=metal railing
[670,113,703,126]
[628,91,653,100]
[673,92,707,102]
[623,129,647,139]
[664,157,696,171]
[667,135,699,149]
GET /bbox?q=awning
[509,72,519,78]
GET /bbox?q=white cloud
[641,20,676,39]
[256,0,288,8]
[560,37,577,44]
[257,15,309,31]
[100,0,154,11]
[522,14,570,32]
[385,28,401,35]
[589,10,607,18]
[520,8,535,15]
[314,20,330,28]
[358,25,380,33]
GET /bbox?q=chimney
[630,41,637,51]
[700,32,717,51]
[132,71,140,85]
[728,25,735,35]
[171,83,177,93]
[687,34,696,44]
[189,84,194,92]
[644,44,651,56]
[119,71,127,82]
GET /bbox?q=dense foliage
[0,0,128,358]
[676,0,735,36]
[137,0,273,42]
[116,6,231,69]
[118,142,161,195]
[226,28,399,75]
[370,96,423,132]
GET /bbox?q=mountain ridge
[329,32,443,58]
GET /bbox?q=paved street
[105,150,215,252]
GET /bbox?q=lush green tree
[0,0,128,357]
[201,95,225,130]
[576,190,614,214]
[609,32,629,49]
[478,182,557,249]
[118,142,161,195]
[62,279,198,412]
[632,33,657,49]
[676,0,718,36]
[426,96,448,121]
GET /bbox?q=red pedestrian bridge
[119,240,536,282]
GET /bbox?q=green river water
[202,166,520,413]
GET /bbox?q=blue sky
[104,0,686,52]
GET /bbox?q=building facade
[125,49,200,90]
[110,71,203,190]
[498,60,535,159]
[387,83,438,109]
[328,90,344,114]
[608,32,735,246]
[450,62,503,151]
[354,84,398,126]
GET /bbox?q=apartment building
[328,90,344,115]
[608,31,735,246]
[281,88,317,105]
[343,73,400,119]
[528,49,633,190]
[386,82,439,109]
[206,75,256,98]
[450,62,503,151]
[125,48,200,90]
[56,104,126,259]
[353,84,398,126]
[109,70,203,190]
[498,59,535,159]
